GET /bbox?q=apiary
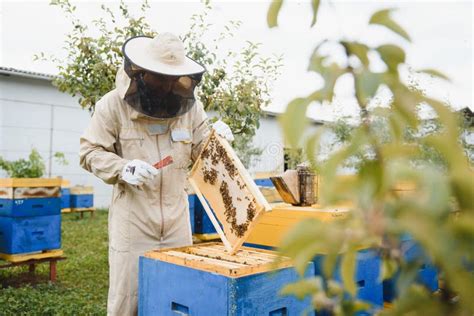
[139,131,313,315]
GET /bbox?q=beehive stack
[0,178,62,255]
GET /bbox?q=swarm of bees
[200,134,257,237]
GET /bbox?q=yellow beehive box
[246,203,349,248]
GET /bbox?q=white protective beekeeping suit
[79,33,232,315]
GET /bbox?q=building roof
[0,66,57,81]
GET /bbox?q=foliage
[324,110,472,170]
[0,211,109,315]
[0,149,68,178]
[182,3,282,167]
[40,0,281,168]
[36,0,155,112]
[268,2,474,315]
[231,133,262,169]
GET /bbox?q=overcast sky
[1,0,472,120]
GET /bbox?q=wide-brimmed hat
[122,33,205,76]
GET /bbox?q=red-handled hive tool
[153,155,174,170]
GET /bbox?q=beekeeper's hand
[212,120,234,142]
[121,159,159,185]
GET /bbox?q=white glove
[212,120,234,142]
[121,159,159,185]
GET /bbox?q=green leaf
[307,63,347,102]
[267,0,283,28]
[396,263,422,297]
[417,69,450,81]
[308,49,327,73]
[322,127,367,183]
[327,279,344,296]
[279,98,309,149]
[352,300,372,313]
[341,249,357,297]
[278,219,343,275]
[354,69,381,107]
[369,8,411,42]
[388,113,403,141]
[388,85,422,129]
[381,258,398,281]
[310,0,320,27]
[280,277,322,299]
[383,285,447,316]
[376,44,406,72]
[358,159,385,201]
[341,41,370,67]
[305,130,323,172]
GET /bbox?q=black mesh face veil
[122,57,203,119]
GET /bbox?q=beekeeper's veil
[120,33,205,119]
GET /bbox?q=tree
[37,0,155,111]
[0,149,68,178]
[323,108,473,171]
[182,2,283,168]
[38,0,282,168]
[268,1,474,315]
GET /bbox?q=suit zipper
[157,135,165,241]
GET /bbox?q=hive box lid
[70,185,94,195]
[0,178,62,188]
[144,242,291,277]
[188,131,271,254]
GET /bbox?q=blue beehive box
[70,186,94,208]
[189,178,273,235]
[139,243,314,316]
[0,197,61,217]
[187,195,195,233]
[313,249,383,311]
[0,214,61,254]
[254,178,274,187]
[383,238,438,302]
[70,194,93,208]
[243,243,383,312]
[60,188,71,209]
[193,198,217,235]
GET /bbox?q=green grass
[0,210,109,315]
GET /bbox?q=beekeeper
[79,33,233,315]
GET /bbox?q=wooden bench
[0,249,66,283]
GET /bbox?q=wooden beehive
[189,130,271,254]
[0,178,62,199]
[246,203,349,248]
[144,242,292,277]
[140,243,313,315]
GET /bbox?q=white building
[0,67,323,207]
